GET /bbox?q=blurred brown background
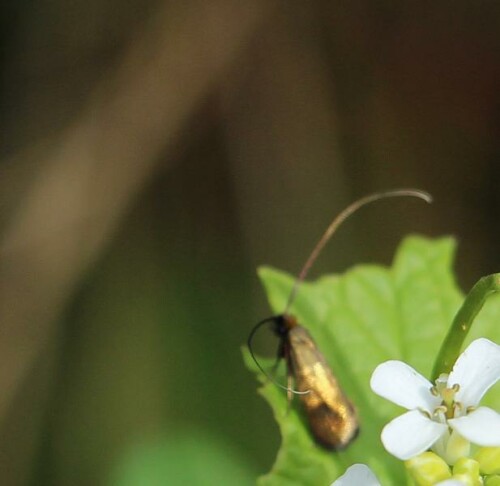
[0,1,499,484]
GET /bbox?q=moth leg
[284,343,294,413]
[269,338,286,377]
[286,370,294,412]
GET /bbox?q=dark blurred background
[0,1,499,484]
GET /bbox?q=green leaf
[243,236,500,485]
[108,429,255,486]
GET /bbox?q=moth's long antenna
[247,316,310,395]
[283,189,432,314]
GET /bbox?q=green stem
[431,273,500,381]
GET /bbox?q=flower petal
[448,338,500,408]
[449,407,500,446]
[381,410,447,460]
[371,360,440,412]
[330,464,380,486]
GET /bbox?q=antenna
[248,188,432,395]
[283,189,432,314]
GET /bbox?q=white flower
[370,338,500,462]
[330,464,380,486]
[330,464,465,486]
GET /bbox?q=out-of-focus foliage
[108,430,254,486]
[1,1,500,485]
[245,236,500,485]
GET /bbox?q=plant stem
[431,273,500,381]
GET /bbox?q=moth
[248,189,432,449]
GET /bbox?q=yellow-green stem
[431,273,500,381]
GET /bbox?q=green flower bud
[475,447,500,475]
[485,475,500,486]
[405,452,451,486]
[453,457,481,485]
[444,431,471,465]
[449,472,480,486]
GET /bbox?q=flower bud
[475,447,500,475]
[453,457,481,485]
[444,431,471,465]
[405,452,451,486]
[485,475,500,486]
[449,472,476,486]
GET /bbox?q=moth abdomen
[287,323,359,449]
